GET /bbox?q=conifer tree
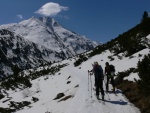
[141,11,150,36]
[137,54,150,96]
[141,11,149,22]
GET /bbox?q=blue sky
[0,0,150,43]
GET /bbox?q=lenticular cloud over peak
[35,2,69,16]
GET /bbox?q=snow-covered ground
[1,48,149,113]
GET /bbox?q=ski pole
[90,72,92,98]
[88,71,89,91]
[103,75,110,100]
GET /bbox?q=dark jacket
[93,64,103,79]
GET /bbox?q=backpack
[110,65,115,72]
[109,65,115,76]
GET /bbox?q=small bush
[32,97,39,103]
[0,93,4,100]
[74,54,88,66]
[9,101,31,110]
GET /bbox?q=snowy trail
[64,64,140,113]
[2,48,149,113]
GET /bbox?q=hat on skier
[94,62,98,65]
[105,62,109,65]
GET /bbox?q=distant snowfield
[1,48,149,113]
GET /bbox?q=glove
[90,72,92,76]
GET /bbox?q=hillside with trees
[73,11,150,113]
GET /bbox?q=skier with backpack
[88,62,105,100]
[105,62,116,92]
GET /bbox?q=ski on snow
[94,94,105,105]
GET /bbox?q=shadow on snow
[104,99,128,105]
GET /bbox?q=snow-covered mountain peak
[19,16,40,26]
[0,16,99,57]
[39,17,60,27]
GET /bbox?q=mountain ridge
[0,16,100,77]
[0,16,100,56]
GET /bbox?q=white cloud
[35,2,68,17]
[16,14,23,19]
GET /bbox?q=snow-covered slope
[0,29,64,77]
[1,41,149,112]
[0,17,99,58]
